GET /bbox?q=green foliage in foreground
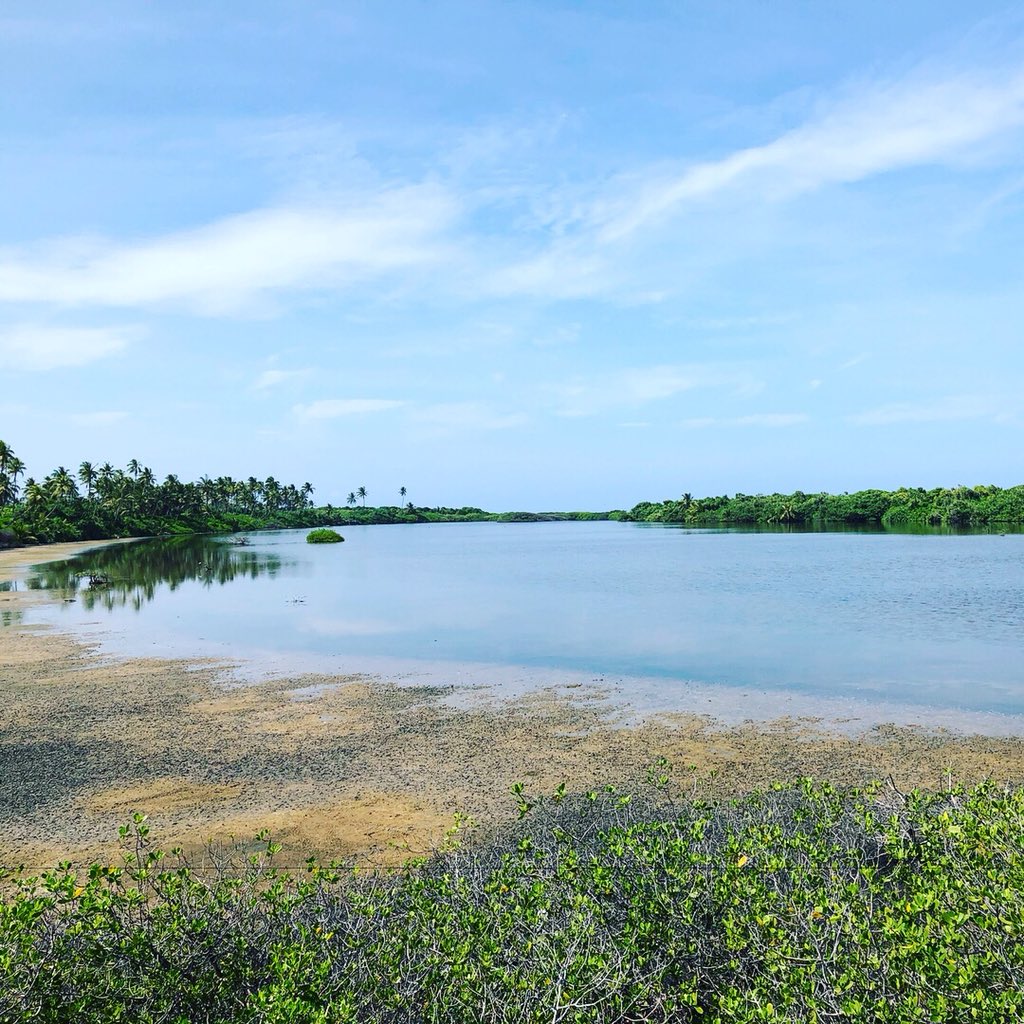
[306,528,345,544]
[628,483,1024,529]
[3,780,1024,1022]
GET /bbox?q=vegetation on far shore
[625,484,1024,530]
[0,440,621,547]
[3,776,1024,1022]
[3,440,1023,548]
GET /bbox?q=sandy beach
[4,539,1024,874]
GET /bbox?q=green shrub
[4,780,1024,1022]
[306,528,344,544]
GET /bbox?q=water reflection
[26,537,286,612]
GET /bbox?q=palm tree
[127,458,141,480]
[78,461,97,501]
[0,440,15,479]
[399,486,407,502]
[0,455,25,506]
[357,486,367,506]
[346,492,357,507]
[23,478,45,508]
[46,467,79,503]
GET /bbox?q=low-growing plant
[306,528,344,544]
[3,780,1024,1022]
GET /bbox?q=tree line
[626,484,1024,529]
[0,439,325,545]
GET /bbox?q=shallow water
[14,522,1024,722]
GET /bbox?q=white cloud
[294,398,405,420]
[485,246,609,301]
[413,401,528,432]
[839,353,869,370]
[69,410,129,426]
[733,413,809,427]
[253,368,311,390]
[847,395,1000,426]
[552,364,763,417]
[681,413,808,429]
[596,68,1024,241]
[0,323,136,371]
[0,185,457,315]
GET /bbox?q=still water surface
[16,522,1024,720]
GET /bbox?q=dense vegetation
[306,529,344,544]
[0,440,325,545]
[2,778,1023,1022]
[0,440,622,547]
[627,484,1024,530]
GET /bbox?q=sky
[2,1,1023,510]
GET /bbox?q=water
[12,522,1024,723]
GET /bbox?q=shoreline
[4,539,1024,873]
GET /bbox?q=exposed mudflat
[4,540,1024,873]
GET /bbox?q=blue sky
[1,1,1023,509]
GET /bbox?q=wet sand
[4,540,1024,873]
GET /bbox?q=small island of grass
[306,528,344,544]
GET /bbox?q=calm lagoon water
[15,522,1024,724]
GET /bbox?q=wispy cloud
[681,413,809,429]
[552,364,763,417]
[293,398,405,420]
[847,395,1001,426]
[253,368,311,390]
[596,67,1024,240]
[69,410,129,426]
[413,401,528,432]
[0,323,137,371]
[0,185,457,315]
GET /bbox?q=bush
[4,779,1024,1022]
[306,528,344,544]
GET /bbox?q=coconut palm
[346,492,357,507]
[0,455,25,506]
[0,440,15,479]
[357,486,367,506]
[47,467,79,503]
[23,478,45,508]
[400,486,407,501]
[78,461,97,501]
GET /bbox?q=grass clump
[3,778,1024,1022]
[306,528,344,544]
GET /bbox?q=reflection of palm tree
[357,486,367,506]
[28,536,285,611]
